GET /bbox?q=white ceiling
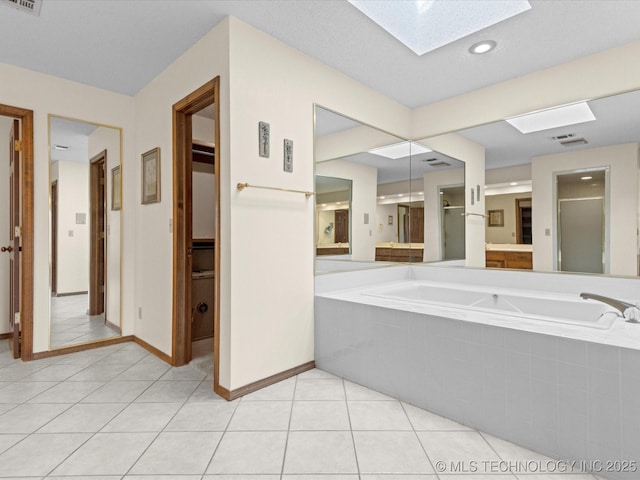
[2,1,640,107]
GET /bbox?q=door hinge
[14,140,22,152]
[14,312,20,325]
[14,226,21,238]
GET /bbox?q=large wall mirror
[455,88,640,277]
[314,106,465,273]
[48,116,122,349]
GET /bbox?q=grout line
[279,371,298,479]
[400,400,440,479]
[343,377,362,480]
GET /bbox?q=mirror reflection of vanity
[48,116,122,349]
[315,88,640,279]
[459,88,640,276]
[314,106,466,270]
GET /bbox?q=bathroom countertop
[485,243,533,252]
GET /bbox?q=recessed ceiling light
[439,192,444,195]
[581,176,593,180]
[510,182,518,186]
[321,204,327,207]
[505,102,596,134]
[54,144,69,150]
[417,191,424,195]
[397,194,404,197]
[348,0,530,56]
[369,141,431,159]
[469,40,497,54]
[379,196,386,199]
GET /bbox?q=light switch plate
[283,139,293,172]
[363,213,369,224]
[259,121,270,158]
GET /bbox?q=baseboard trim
[217,360,316,401]
[133,336,173,365]
[32,335,134,360]
[0,333,11,340]
[105,320,122,334]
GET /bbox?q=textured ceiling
[1,1,640,107]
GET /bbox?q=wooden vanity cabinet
[486,250,532,270]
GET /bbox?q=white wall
[423,167,465,262]
[193,163,216,240]
[226,17,410,389]
[0,61,136,353]
[315,160,377,261]
[192,114,217,240]
[133,19,231,372]
[53,160,89,294]
[485,192,531,244]
[376,203,397,243]
[532,143,638,275]
[0,117,12,334]
[88,126,121,328]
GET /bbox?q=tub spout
[580,292,640,323]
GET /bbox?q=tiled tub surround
[315,265,640,480]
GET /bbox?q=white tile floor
[0,339,606,479]
[50,294,119,349]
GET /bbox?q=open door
[5,120,20,358]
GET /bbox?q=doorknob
[1,246,13,252]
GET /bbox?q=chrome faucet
[580,292,640,323]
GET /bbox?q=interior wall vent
[428,161,451,167]
[422,158,439,163]
[2,0,42,16]
[560,138,588,147]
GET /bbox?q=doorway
[556,169,607,274]
[172,78,220,394]
[0,103,33,360]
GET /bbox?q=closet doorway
[172,78,220,394]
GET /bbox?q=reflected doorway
[440,185,465,260]
[556,169,607,274]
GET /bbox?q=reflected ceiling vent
[560,137,588,147]
[551,133,575,141]
[427,161,451,167]
[1,0,42,15]
[422,158,438,162]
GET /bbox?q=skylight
[505,102,596,134]
[369,141,431,159]
[348,0,531,55]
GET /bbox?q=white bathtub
[362,281,620,329]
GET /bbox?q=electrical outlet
[138,307,142,319]
[169,218,173,233]
[545,228,551,236]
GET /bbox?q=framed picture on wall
[111,165,121,211]
[141,147,160,204]
[488,209,504,227]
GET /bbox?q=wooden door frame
[51,180,58,295]
[172,78,220,392]
[0,103,34,361]
[89,150,107,317]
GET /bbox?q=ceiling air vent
[552,133,575,141]
[560,137,588,147]
[427,161,451,167]
[2,0,42,16]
